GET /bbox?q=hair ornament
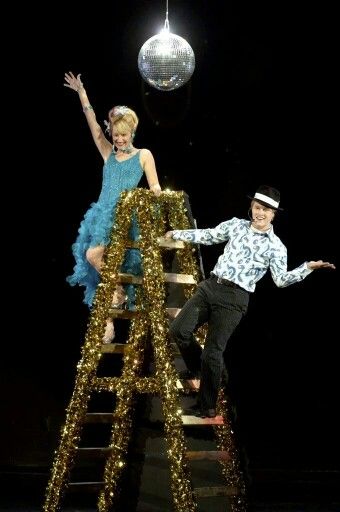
[112,105,129,116]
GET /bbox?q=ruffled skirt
[66,201,141,307]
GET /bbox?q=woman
[64,72,161,343]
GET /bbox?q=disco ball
[138,32,195,92]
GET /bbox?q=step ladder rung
[68,481,104,492]
[92,376,158,393]
[100,343,183,358]
[76,446,229,462]
[194,485,240,497]
[124,240,138,249]
[186,450,230,461]
[100,342,128,354]
[118,272,196,285]
[158,238,185,249]
[118,273,143,284]
[77,447,113,457]
[108,309,140,318]
[108,307,182,319]
[181,414,224,425]
[126,238,185,249]
[164,272,196,284]
[84,413,116,423]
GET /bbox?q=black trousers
[169,275,249,410]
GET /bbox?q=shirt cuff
[172,231,181,240]
[303,262,313,275]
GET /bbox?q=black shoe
[200,408,217,418]
[178,369,201,380]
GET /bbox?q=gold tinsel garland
[95,189,197,511]
[139,192,197,511]
[43,192,134,511]
[215,390,247,511]
[44,188,245,512]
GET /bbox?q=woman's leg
[86,245,127,305]
[85,245,126,343]
[86,246,105,272]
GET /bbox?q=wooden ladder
[43,189,246,512]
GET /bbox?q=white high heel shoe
[111,285,128,309]
[102,320,115,344]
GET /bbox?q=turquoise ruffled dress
[66,150,143,307]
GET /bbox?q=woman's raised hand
[64,71,84,93]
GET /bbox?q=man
[165,185,335,418]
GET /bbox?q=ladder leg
[43,367,95,511]
[98,319,148,511]
[152,319,198,512]
[215,389,247,510]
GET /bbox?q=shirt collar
[249,221,275,239]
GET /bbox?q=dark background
[3,0,339,509]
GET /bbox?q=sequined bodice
[98,151,143,204]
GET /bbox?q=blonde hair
[108,106,139,135]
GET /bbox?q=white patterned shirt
[172,217,312,293]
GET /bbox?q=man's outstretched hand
[307,260,336,270]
